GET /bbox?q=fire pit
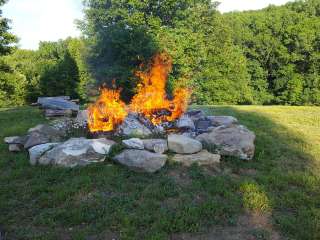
[4,53,256,173]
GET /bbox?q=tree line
[0,0,319,107]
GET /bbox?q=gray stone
[196,125,255,160]
[168,134,202,154]
[38,97,79,111]
[172,150,221,167]
[24,124,65,149]
[37,96,70,105]
[4,136,27,145]
[122,138,144,150]
[9,144,23,152]
[117,114,152,137]
[195,119,212,133]
[142,139,168,154]
[185,110,206,121]
[28,143,60,165]
[75,110,88,127]
[176,114,195,130]
[113,149,167,173]
[207,116,238,127]
[38,138,116,167]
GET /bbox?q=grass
[0,106,319,240]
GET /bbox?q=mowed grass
[0,106,319,240]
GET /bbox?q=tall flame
[130,53,190,125]
[88,88,128,132]
[87,52,190,132]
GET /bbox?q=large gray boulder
[172,150,221,167]
[206,116,238,127]
[117,114,152,137]
[168,134,202,154]
[142,139,168,154]
[29,143,60,165]
[196,125,255,160]
[113,150,167,173]
[24,124,65,149]
[38,97,79,111]
[122,138,144,150]
[38,138,116,167]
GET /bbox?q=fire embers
[87,53,190,133]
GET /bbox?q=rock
[37,96,70,105]
[75,110,88,127]
[172,150,221,167]
[24,131,52,149]
[28,143,60,165]
[113,149,167,173]
[9,144,23,152]
[38,97,79,111]
[44,109,73,118]
[122,138,144,150]
[4,136,27,145]
[24,124,65,149]
[206,116,238,127]
[50,118,72,133]
[117,114,152,137]
[168,134,202,154]
[142,139,168,154]
[38,138,116,167]
[185,110,206,121]
[196,125,255,160]
[195,119,212,134]
[176,114,195,130]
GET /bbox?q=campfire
[4,52,256,172]
[87,53,190,133]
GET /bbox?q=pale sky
[3,0,292,50]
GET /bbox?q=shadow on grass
[194,105,320,240]
[0,106,319,240]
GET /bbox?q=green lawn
[0,106,319,240]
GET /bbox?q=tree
[0,0,17,56]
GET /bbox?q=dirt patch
[170,212,283,240]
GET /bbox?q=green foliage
[0,0,17,56]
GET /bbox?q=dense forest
[0,0,319,107]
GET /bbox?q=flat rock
[9,144,23,152]
[24,124,65,149]
[176,114,195,130]
[168,134,202,154]
[37,96,70,105]
[38,97,79,111]
[206,116,238,127]
[113,149,167,173]
[38,138,116,167]
[28,143,60,165]
[172,150,221,167]
[196,125,255,160]
[117,114,152,137]
[122,138,144,150]
[142,139,168,154]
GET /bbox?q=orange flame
[130,53,190,125]
[87,53,190,132]
[88,88,128,132]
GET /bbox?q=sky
[3,0,291,50]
